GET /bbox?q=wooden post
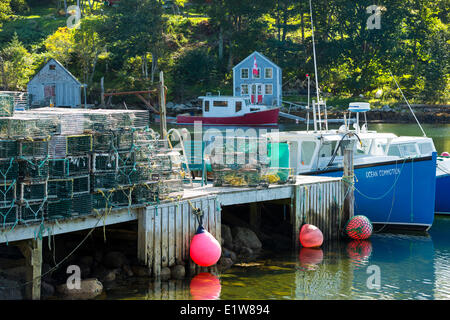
[100,77,105,107]
[249,203,261,232]
[17,238,42,300]
[159,71,167,139]
[342,139,355,232]
[292,185,302,251]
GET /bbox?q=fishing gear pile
[0,106,183,233]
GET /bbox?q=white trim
[233,51,279,72]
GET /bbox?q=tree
[43,27,75,67]
[0,0,12,28]
[0,33,36,90]
[73,17,106,88]
[101,0,167,83]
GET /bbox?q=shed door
[44,84,56,103]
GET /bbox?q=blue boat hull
[435,174,450,214]
[310,153,437,231]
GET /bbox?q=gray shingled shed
[27,58,81,108]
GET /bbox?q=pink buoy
[190,272,221,300]
[190,225,221,267]
[299,247,323,267]
[441,152,450,157]
[299,224,323,248]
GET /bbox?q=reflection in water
[298,247,323,270]
[346,240,372,269]
[190,273,221,300]
[100,218,450,300]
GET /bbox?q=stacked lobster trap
[0,107,184,229]
[210,137,296,187]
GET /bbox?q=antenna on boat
[306,74,310,132]
[388,69,427,137]
[308,0,328,132]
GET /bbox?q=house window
[213,100,228,107]
[49,65,56,70]
[265,84,273,95]
[204,100,210,112]
[236,101,242,113]
[241,84,249,95]
[241,68,249,79]
[252,68,261,79]
[264,68,273,79]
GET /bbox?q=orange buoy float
[345,215,373,240]
[190,225,222,267]
[190,272,221,300]
[299,224,323,248]
[299,247,323,267]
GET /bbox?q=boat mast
[309,0,322,132]
[306,74,310,132]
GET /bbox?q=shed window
[264,68,273,79]
[265,84,273,95]
[49,65,56,70]
[213,100,228,107]
[241,84,249,95]
[241,69,249,79]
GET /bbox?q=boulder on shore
[232,227,262,251]
[56,278,103,300]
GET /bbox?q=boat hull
[309,153,437,231]
[435,173,450,214]
[176,108,279,126]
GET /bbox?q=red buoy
[345,215,373,240]
[299,247,323,267]
[190,226,221,267]
[190,272,221,300]
[441,152,450,157]
[299,224,323,248]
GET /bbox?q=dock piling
[17,238,42,300]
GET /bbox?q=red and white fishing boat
[176,95,279,126]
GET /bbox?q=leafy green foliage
[0,0,448,105]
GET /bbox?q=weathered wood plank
[153,206,161,277]
[161,206,169,268]
[168,205,175,267]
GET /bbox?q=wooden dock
[0,175,345,299]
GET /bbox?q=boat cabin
[266,130,436,174]
[199,95,271,118]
